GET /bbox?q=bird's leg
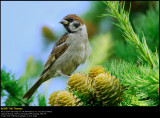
[57,70,70,78]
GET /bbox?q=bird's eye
[67,18,74,22]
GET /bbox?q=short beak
[59,19,69,25]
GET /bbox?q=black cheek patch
[74,22,81,28]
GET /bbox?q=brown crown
[63,14,84,25]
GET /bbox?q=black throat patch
[64,24,72,33]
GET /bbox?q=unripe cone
[93,72,122,106]
[48,91,82,106]
[48,91,59,106]
[89,66,105,79]
[42,26,56,41]
[67,73,93,98]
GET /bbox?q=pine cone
[89,66,105,79]
[93,72,122,106]
[48,91,59,106]
[56,91,82,106]
[67,73,93,98]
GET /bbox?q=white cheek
[69,23,76,31]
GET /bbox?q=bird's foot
[57,70,70,78]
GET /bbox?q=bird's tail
[23,76,43,100]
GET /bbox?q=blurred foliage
[41,26,57,47]
[18,56,43,86]
[84,20,98,39]
[37,93,47,106]
[82,1,107,25]
[133,2,159,52]
[42,26,56,40]
[83,32,113,73]
[1,56,47,106]
[81,1,155,38]
[82,1,108,38]
[112,40,138,63]
[125,1,153,15]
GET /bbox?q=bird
[23,14,90,100]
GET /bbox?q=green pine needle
[103,1,159,68]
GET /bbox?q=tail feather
[23,77,43,100]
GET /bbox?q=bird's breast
[66,31,89,64]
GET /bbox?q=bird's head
[59,14,84,33]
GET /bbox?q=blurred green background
[1,1,159,106]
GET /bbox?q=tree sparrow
[23,14,90,100]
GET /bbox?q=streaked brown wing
[40,34,68,76]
